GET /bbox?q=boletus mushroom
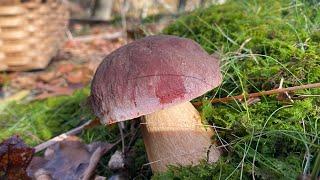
[90,35,222,172]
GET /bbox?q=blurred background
[0,0,223,100]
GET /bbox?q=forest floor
[0,0,320,179]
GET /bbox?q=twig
[125,123,141,152]
[193,82,320,106]
[87,137,130,178]
[82,147,103,180]
[118,122,125,153]
[72,31,123,42]
[34,119,100,153]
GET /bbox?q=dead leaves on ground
[28,136,114,180]
[0,24,125,102]
[0,135,34,180]
[0,135,115,179]
[0,63,97,102]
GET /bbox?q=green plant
[158,0,320,179]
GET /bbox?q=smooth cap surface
[90,35,222,124]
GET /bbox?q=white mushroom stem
[141,101,221,172]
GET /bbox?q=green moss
[165,0,320,92]
[158,0,320,179]
[0,88,94,146]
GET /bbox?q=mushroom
[90,35,222,172]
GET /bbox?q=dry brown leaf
[64,40,81,49]
[38,72,57,83]
[10,76,36,89]
[86,60,101,72]
[66,70,85,84]
[0,74,7,85]
[66,67,93,85]
[0,135,35,180]
[57,63,75,74]
[27,136,114,180]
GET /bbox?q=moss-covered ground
[157,0,320,179]
[0,0,319,179]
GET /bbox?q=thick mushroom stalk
[141,102,220,172]
[90,35,222,172]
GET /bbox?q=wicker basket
[0,0,69,71]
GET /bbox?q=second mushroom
[90,35,222,172]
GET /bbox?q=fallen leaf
[64,40,82,49]
[0,135,35,180]
[66,67,93,85]
[57,63,75,74]
[10,76,36,89]
[0,74,8,85]
[86,60,101,72]
[66,70,84,84]
[38,72,57,83]
[27,136,115,180]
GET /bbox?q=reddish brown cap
[90,35,222,124]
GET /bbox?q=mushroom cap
[90,35,222,124]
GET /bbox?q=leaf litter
[0,24,125,103]
[27,135,116,180]
[0,135,34,180]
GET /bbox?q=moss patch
[159,0,320,179]
[0,88,94,146]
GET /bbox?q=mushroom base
[141,101,221,172]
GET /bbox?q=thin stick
[193,82,320,106]
[82,147,103,180]
[34,119,100,153]
[118,122,125,153]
